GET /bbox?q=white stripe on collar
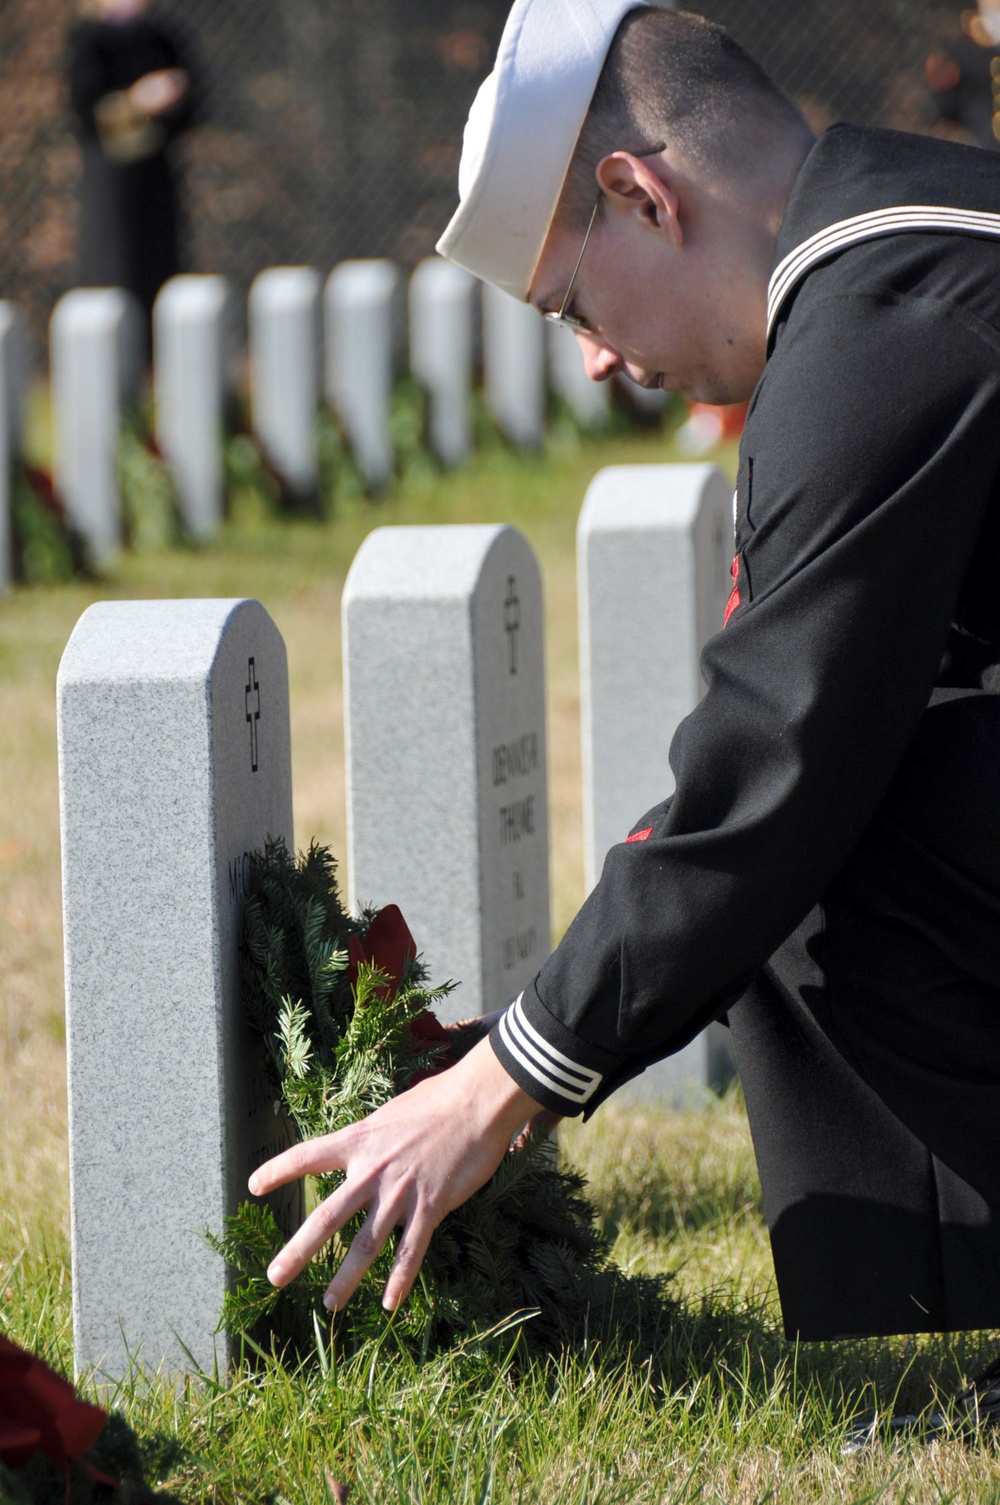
[767,204,1000,339]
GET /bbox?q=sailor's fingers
[264,1175,371,1289]
[248,1131,348,1196]
[380,1216,437,1312]
[321,1194,436,1313]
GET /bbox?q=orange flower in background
[346,904,415,1002]
[676,399,749,456]
[0,1335,110,1480]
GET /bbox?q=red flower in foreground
[0,1335,109,1478]
[346,904,415,1002]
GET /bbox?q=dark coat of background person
[67,14,198,334]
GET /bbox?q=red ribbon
[346,904,415,1002]
[346,906,453,1081]
[0,1335,109,1477]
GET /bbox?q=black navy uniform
[490,123,1000,1340]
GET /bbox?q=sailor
[252,0,1000,1356]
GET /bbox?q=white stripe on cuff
[497,994,602,1105]
[767,205,1000,337]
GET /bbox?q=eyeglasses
[542,191,602,334]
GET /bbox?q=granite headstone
[343,525,550,1022]
[0,303,29,593]
[154,275,233,539]
[617,375,668,418]
[324,259,399,493]
[578,463,734,1101]
[50,289,144,563]
[482,284,545,450]
[409,257,476,467]
[249,267,321,505]
[547,320,609,429]
[59,598,302,1381]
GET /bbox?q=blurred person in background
[926,0,1000,150]
[67,0,199,345]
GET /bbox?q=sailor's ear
[595,152,682,248]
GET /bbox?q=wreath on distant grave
[210,838,673,1361]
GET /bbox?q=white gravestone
[344,525,550,1023]
[0,303,30,594]
[59,598,302,1382]
[547,321,609,429]
[249,267,321,504]
[325,259,399,493]
[409,258,476,467]
[50,289,144,563]
[617,374,668,418]
[154,275,233,540]
[578,463,734,1102]
[482,284,546,450]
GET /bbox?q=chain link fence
[0,0,971,349]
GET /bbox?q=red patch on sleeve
[723,553,741,627]
[626,827,653,843]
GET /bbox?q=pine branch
[216,836,677,1365]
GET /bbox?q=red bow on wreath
[0,1335,112,1483]
[346,904,414,1002]
[347,906,453,1082]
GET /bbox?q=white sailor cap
[436,0,648,301]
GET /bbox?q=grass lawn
[2,416,1000,1503]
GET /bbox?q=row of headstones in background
[52,290,145,562]
[0,305,30,593]
[24,256,657,576]
[59,462,729,1383]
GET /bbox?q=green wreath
[210,838,673,1363]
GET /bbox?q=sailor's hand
[248,1037,542,1312]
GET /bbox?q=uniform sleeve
[491,287,1000,1115]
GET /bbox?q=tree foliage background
[0,0,970,348]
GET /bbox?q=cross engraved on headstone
[245,657,261,772]
[503,576,520,675]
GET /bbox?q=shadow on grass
[546,1262,1000,1439]
[0,1413,193,1505]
